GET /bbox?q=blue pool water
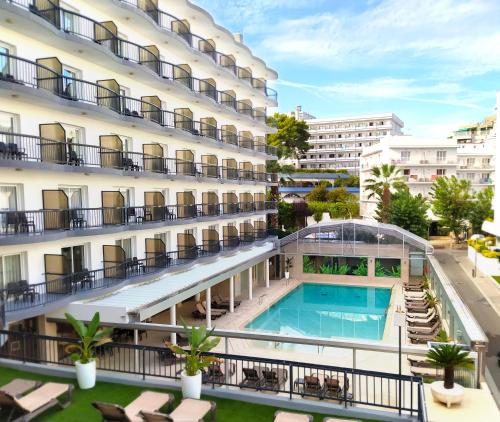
[246,284,391,340]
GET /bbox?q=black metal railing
[0,329,426,420]
[0,202,277,238]
[0,131,279,180]
[0,51,277,156]
[0,233,275,313]
[4,0,276,116]
[115,0,277,101]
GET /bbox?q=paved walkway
[434,249,500,406]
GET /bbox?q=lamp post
[393,305,406,415]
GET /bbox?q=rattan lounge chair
[2,382,73,422]
[197,302,226,317]
[274,410,313,422]
[239,367,263,389]
[407,314,439,327]
[212,294,241,309]
[323,376,350,401]
[261,367,288,391]
[202,361,236,384]
[140,398,216,422]
[407,320,441,334]
[407,308,436,320]
[93,391,173,422]
[303,375,323,397]
[408,328,440,343]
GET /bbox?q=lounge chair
[0,379,41,398]
[261,367,288,391]
[408,328,440,343]
[407,308,435,320]
[407,313,439,327]
[407,320,441,334]
[198,302,226,317]
[93,391,173,422]
[140,398,216,422]
[323,376,349,400]
[202,300,227,314]
[192,303,222,320]
[212,294,240,309]
[239,367,262,389]
[202,361,236,384]
[274,410,313,422]
[2,382,73,422]
[404,291,427,299]
[303,375,323,397]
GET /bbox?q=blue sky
[193,0,500,137]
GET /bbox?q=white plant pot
[181,370,202,399]
[75,360,96,390]
[285,271,290,280]
[430,381,465,408]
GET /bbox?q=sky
[193,0,500,138]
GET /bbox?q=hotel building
[0,0,280,331]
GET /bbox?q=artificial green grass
[492,276,500,284]
[0,365,379,421]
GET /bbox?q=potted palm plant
[284,257,294,280]
[169,324,220,399]
[64,312,113,389]
[427,344,473,408]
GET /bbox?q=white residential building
[292,112,404,174]
[0,0,279,331]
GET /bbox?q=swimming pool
[245,283,391,340]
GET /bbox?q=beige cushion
[169,398,212,422]
[274,411,311,422]
[125,391,172,422]
[16,382,69,413]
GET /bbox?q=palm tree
[364,164,405,223]
[426,344,473,389]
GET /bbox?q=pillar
[134,329,139,371]
[206,287,212,328]
[229,276,235,313]
[170,305,177,345]
[265,258,270,288]
[195,293,201,302]
[248,266,253,300]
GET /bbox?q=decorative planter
[284,271,290,280]
[75,360,96,389]
[181,370,202,399]
[430,381,464,408]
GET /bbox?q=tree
[364,164,404,223]
[381,189,430,238]
[426,344,473,389]
[326,187,355,203]
[468,186,494,233]
[334,175,360,188]
[430,176,472,242]
[267,113,311,159]
[306,185,328,202]
[277,201,296,230]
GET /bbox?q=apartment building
[288,110,404,174]
[360,134,495,219]
[0,0,279,331]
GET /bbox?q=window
[403,169,410,175]
[466,173,475,181]
[466,157,475,167]
[155,232,170,249]
[0,254,23,289]
[437,169,446,175]
[61,245,85,274]
[329,154,335,158]
[0,185,17,211]
[436,151,447,163]
[59,186,84,209]
[338,134,342,138]
[0,110,19,133]
[369,122,373,126]
[116,238,133,259]
[401,151,410,163]
[62,66,80,91]
[358,133,362,137]
[0,41,15,75]
[482,158,491,166]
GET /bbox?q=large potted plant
[284,257,294,280]
[64,312,113,389]
[169,324,220,399]
[426,344,473,408]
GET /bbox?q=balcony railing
[3,0,277,103]
[0,52,277,156]
[0,202,277,238]
[0,232,275,314]
[0,132,278,182]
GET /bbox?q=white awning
[60,242,275,323]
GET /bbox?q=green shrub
[352,258,368,276]
[303,256,315,273]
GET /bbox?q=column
[170,305,177,345]
[195,293,201,302]
[229,276,235,313]
[248,266,253,300]
[206,287,212,328]
[134,329,139,371]
[265,258,270,288]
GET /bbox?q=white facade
[295,112,404,174]
[0,0,278,327]
[360,134,495,219]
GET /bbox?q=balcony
[0,52,278,157]
[0,201,277,243]
[2,0,277,103]
[0,231,276,316]
[0,132,278,184]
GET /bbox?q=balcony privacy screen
[254,164,266,181]
[176,191,195,218]
[141,45,160,73]
[202,228,219,252]
[145,238,166,267]
[44,254,67,294]
[174,108,193,132]
[240,222,254,241]
[39,122,66,163]
[94,21,118,54]
[202,191,218,216]
[103,245,126,278]
[35,0,61,27]
[100,135,123,169]
[97,79,120,112]
[102,191,125,225]
[177,232,196,259]
[239,192,253,212]
[173,64,191,87]
[42,189,69,230]
[143,143,164,172]
[200,116,217,138]
[176,150,194,175]
[223,192,238,214]
[201,154,218,178]
[254,220,266,231]
[239,131,253,149]
[223,225,238,247]
[141,95,161,123]
[222,158,237,179]
[239,161,253,180]
[36,57,62,94]
[254,192,265,210]
[144,191,165,221]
